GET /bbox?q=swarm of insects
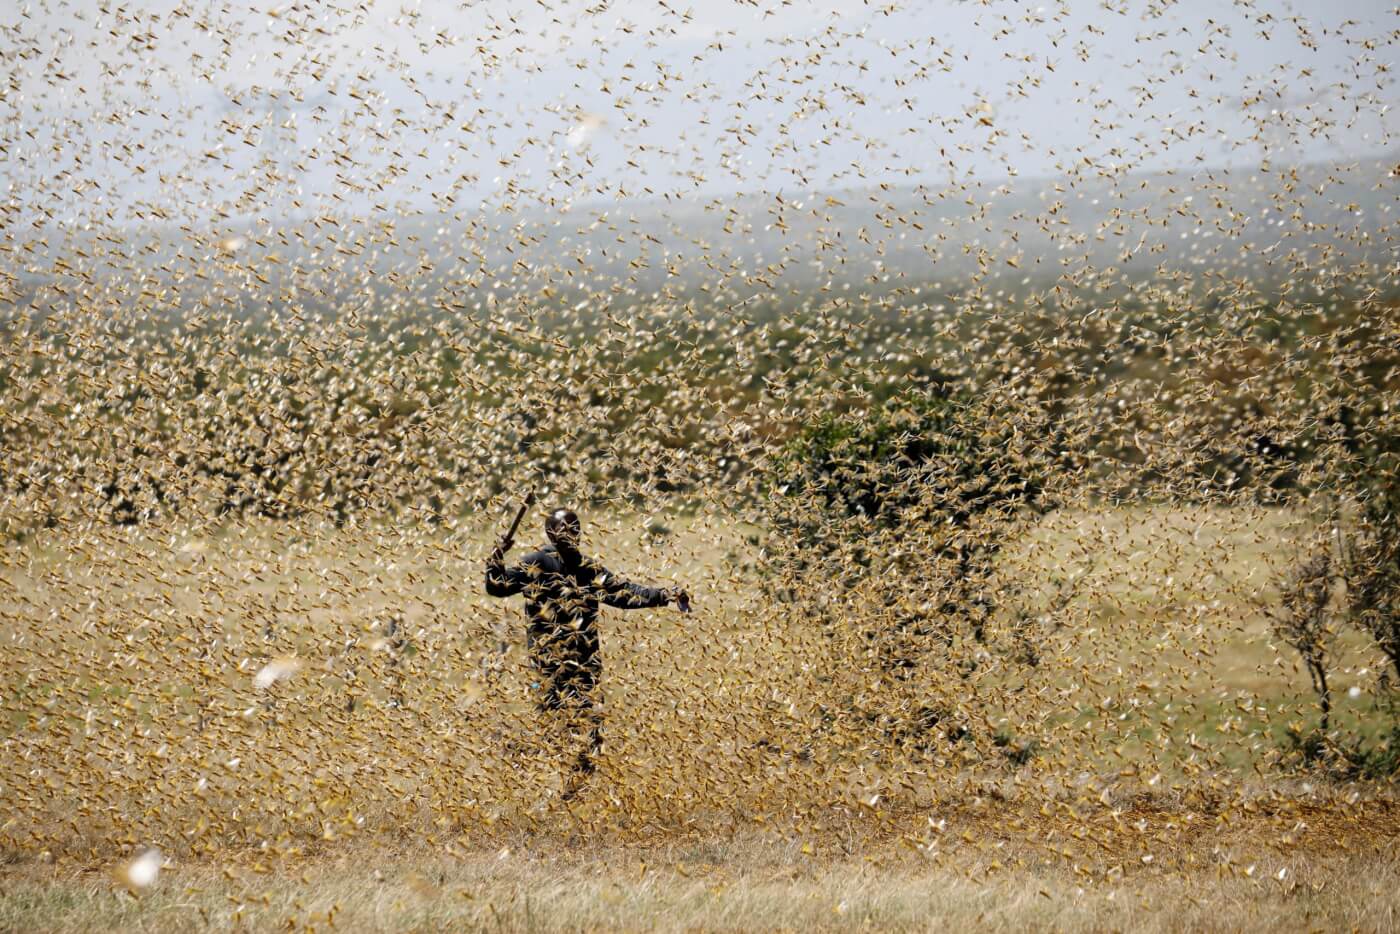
[0,0,1397,886]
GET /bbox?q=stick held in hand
[498,488,536,555]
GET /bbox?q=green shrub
[764,388,1058,571]
[758,386,1075,750]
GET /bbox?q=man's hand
[667,586,691,613]
[490,534,513,565]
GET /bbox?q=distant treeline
[1,276,1396,537]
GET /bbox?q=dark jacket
[485,544,669,673]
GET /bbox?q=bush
[1265,311,1400,774]
[1341,414,1400,682]
[1261,546,1339,733]
[764,387,1060,577]
[1343,724,1400,779]
[757,386,1077,753]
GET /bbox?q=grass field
[4,504,1398,930]
[5,803,1400,932]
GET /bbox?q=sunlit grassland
[4,816,1400,932]
[2,505,1380,803]
[4,503,1398,931]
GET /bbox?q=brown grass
[5,802,1400,932]
[4,505,1399,930]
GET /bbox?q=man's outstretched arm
[599,569,687,610]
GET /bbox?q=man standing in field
[485,507,689,796]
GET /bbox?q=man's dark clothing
[485,544,668,770]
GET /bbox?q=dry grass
[5,808,1400,933]
[5,505,1400,930]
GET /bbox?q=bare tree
[1262,547,1338,733]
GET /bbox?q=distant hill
[7,153,1396,322]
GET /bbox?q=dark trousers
[532,653,603,775]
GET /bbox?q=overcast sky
[4,0,1396,229]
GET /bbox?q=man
[485,507,689,795]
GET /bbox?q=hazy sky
[4,0,1397,228]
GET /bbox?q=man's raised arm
[485,542,530,597]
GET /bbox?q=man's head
[545,507,581,551]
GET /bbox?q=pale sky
[3,0,1397,229]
